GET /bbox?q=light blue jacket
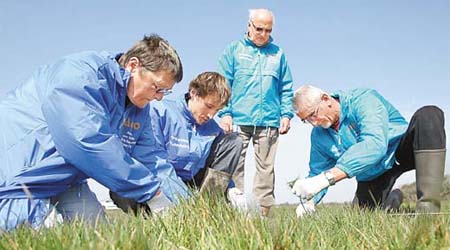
[308,88,408,203]
[149,95,223,181]
[217,36,294,127]
[0,51,185,230]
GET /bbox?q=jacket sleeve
[308,133,336,204]
[279,52,294,119]
[41,59,159,203]
[217,43,235,118]
[136,105,189,203]
[335,92,389,178]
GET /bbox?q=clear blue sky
[1,1,449,204]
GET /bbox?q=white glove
[291,173,330,200]
[146,190,173,214]
[227,187,248,211]
[296,200,315,218]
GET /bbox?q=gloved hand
[291,173,330,200]
[296,200,315,218]
[145,160,191,214]
[154,161,191,204]
[146,189,173,214]
[227,187,248,211]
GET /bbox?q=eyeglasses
[301,100,321,124]
[250,21,272,34]
[152,82,172,96]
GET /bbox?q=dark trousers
[355,106,446,208]
[185,132,243,188]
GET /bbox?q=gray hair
[248,8,275,23]
[293,85,328,113]
[119,34,183,83]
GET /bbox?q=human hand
[146,189,173,214]
[279,117,290,135]
[296,200,315,218]
[221,116,233,134]
[291,173,330,200]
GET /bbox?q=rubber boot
[415,149,446,213]
[199,168,231,195]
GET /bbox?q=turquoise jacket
[309,88,408,203]
[217,36,294,127]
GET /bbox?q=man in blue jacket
[218,8,294,216]
[0,34,189,231]
[291,85,446,216]
[111,72,244,213]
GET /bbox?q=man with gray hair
[291,85,446,217]
[0,34,188,230]
[218,8,294,216]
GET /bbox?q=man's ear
[189,89,197,98]
[125,57,140,72]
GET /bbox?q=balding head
[248,9,275,24]
[247,9,274,47]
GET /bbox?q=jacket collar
[113,52,130,88]
[331,90,349,128]
[179,93,197,125]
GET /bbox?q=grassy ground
[1,195,449,250]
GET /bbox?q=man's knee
[412,105,446,149]
[222,132,243,153]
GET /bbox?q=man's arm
[217,43,235,120]
[278,52,294,123]
[42,58,159,203]
[334,91,390,178]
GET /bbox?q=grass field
[1,194,449,250]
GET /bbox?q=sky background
[1,0,449,204]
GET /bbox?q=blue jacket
[308,88,408,203]
[149,95,223,181]
[0,51,183,229]
[217,36,294,127]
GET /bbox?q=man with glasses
[218,8,294,216]
[291,85,446,217]
[0,34,189,231]
[111,72,244,214]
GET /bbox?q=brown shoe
[260,206,271,217]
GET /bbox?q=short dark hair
[189,72,230,108]
[119,34,183,82]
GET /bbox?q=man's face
[297,99,334,129]
[188,93,222,125]
[247,14,273,47]
[126,63,175,108]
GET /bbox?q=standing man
[218,9,294,216]
[0,34,188,231]
[291,85,446,216]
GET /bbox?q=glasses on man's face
[250,21,272,34]
[301,101,321,124]
[152,82,172,96]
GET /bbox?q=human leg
[199,133,243,194]
[51,181,105,223]
[231,126,253,191]
[404,106,446,212]
[252,127,279,215]
[354,165,405,210]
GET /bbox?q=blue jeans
[0,181,104,231]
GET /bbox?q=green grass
[1,195,449,250]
